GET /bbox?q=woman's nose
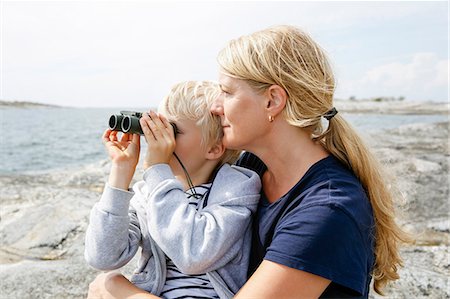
[210,96,224,115]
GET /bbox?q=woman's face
[211,73,268,151]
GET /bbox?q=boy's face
[168,117,209,184]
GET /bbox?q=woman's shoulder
[300,155,367,203]
[286,155,373,227]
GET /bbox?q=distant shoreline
[335,100,449,115]
[0,100,62,109]
[0,99,448,115]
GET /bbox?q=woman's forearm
[88,272,161,299]
[107,274,159,299]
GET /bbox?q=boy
[85,81,261,299]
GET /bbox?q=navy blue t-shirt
[237,152,375,298]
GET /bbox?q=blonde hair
[218,25,410,295]
[159,80,241,167]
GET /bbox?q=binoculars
[109,111,177,137]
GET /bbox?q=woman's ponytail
[323,115,412,294]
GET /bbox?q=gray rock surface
[0,117,448,298]
[367,121,449,299]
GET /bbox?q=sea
[0,107,447,175]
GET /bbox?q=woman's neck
[251,122,329,203]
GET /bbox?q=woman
[87,25,409,298]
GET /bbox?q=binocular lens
[121,115,143,135]
[108,111,177,137]
[121,116,131,132]
[109,114,123,131]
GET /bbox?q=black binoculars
[109,111,177,137]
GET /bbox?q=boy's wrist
[109,163,136,190]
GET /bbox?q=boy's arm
[84,184,141,270]
[143,164,261,274]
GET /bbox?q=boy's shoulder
[209,163,261,202]
[214,163,260,184]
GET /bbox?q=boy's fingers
[102,129,112,143]
[147,111,166,139]
[148,119,163,139]
[120,133,130,143]
[160,116,176,141]
[131,133,140,145]
[149,111,166,131]
[140,113,156,141]
[159,115,172,133]
[109,131,119,142]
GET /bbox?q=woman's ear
[265,85,287,116]
[205,142,226,160]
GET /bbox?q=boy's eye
[170,122,181,136]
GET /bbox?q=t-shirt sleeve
[264,203,370,295]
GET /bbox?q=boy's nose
[210,97,224,115]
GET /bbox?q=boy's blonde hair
[159,80,241,167]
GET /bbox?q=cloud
[338,53,448,102]
[363,53,447,88]
[2,1,448,106]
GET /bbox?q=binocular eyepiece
[109,111,177,137]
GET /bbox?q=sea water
[0,107,447,174]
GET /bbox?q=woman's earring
[268,115,274,122]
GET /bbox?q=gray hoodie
[85,163,261,298]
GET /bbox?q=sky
[0,0,448,108]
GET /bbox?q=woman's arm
[87,272,160,299]
[235,260,331,299]
[86,261,330,299]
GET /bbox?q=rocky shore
[0,100,63,109]
[0,102,448,298]
[335,99,448,115]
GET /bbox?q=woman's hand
[102,129,140,190]
[140,111,176,170]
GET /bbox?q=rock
[411,158,442,172]
[370,245,449,299]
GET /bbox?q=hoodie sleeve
[84,184,141,270]
[141,163,261,275]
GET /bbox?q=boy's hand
[140,111,176,170]
[102,129,140,190]
[103,129,140,165]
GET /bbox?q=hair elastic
[323,107,338,120]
